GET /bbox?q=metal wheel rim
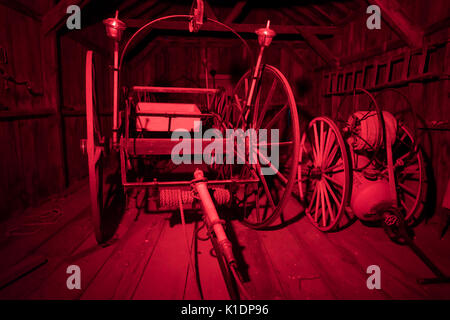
[230,65,300,228]
[298,117,351,231]
[86,50,105,243]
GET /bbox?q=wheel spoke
[324,144,339,169]
[244,78,249,97]
[256,186,261,223]
[256,78,277,128]
[257,149,288,185]
[258,141,293,147]
[400,198,409,210]
[264,104,288,129]
[323,174,343,189]
[320,183,327,226]
[314,182,321,222]
[243,184,250,218]
[254,164,276,209]
[247,83,262,124]
[325,159,344,173]
[307,183,318,213]
[323,178,341,207]
[323,184,336,221]
[400,176,421,182]
[402,163,420,174]
[94,146,102,164]
[313,122,321,165]
[320,121,325,166]
[298,165,305,199]
[322,127,335,165]
[398,131,408,143]
[398,183,418,198]
[306,130,319,167]
[233,94,244,128]
[326,159,343,171]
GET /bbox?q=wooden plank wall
[0,2,65,220]
[0,1,112,221]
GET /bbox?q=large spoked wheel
[298,117,351,231]
[229,65,300,228]
[370,89,428,225]
[86,50,106,243]
[388,125,427,225]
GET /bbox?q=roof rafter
[125,0,159,19]
[296,26,339,67]
[124,19,337,36]
[310,5,337,25]
[368,0,423,48]
[291,6,324,26]
[203,1,217,20]
[0,0,42,21]
[224,1,248,24]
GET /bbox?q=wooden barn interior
[0,0,449,300]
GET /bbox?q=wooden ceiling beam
[368,0,423,48]
[310,5,337,25]
[328,2,350,15]
[284,45,313,72]
[66,30,110,58]
[204,1,217,20]
[224,1,248,24]
[124,19,337,36]
[290,7,323,26]
[129,40,162,68]
[117,0,142,15]
[296,26,338,67]
[42,0,91,34]
[0,0,42,21]
[124,0,159,18]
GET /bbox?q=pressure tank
[350,170,394,221]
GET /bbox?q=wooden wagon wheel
[86,50,106,243]
[228,65,300,228]
[298,117,351,231]
[387,125,427,225]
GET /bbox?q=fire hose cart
[82,11,300,300]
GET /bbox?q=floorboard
[1,182,449,300]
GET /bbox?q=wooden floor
[0,182,449,300]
